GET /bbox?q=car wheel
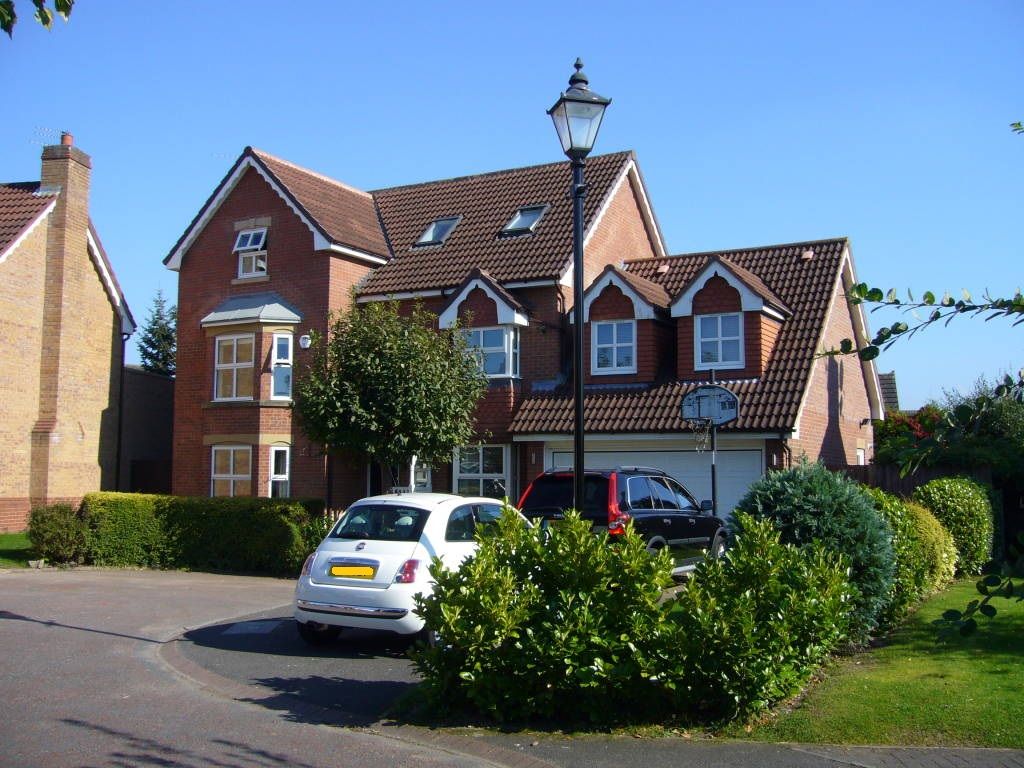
[296,620,341,645]
[710,534,727,560]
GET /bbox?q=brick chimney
[30,133,94,504]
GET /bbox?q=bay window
[464,326,519,378]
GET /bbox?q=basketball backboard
[680,384,740,426]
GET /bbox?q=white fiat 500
[294,492,514,644]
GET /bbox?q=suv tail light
[394,559,419,584]
[606,472,631,535]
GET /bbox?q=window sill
[592,368,638,376]
[204,399,292,409]
[232,275,270,285]
[694,362,743,371]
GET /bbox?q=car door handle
[662,518,672,525]
[688,518,696,525]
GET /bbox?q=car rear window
[329,504,428,542]
[519,475,609,516]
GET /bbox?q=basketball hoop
[687,417,713,453]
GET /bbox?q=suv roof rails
[541,465,668,475]
[614,465,669,474]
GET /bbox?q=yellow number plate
[330,564,375,578]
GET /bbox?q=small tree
[294,300,487,482]
[137,289,177,376]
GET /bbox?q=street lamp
[548,58,611,514]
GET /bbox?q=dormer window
[234,227,268,278]
[696,313,743,370]
[415,216,460,247]
[592,319,636,375]
[500,205,548,237]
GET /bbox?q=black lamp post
[548,59,611,513]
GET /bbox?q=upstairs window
[233,227,268,278]
[500,205,548,236]
[696,312,743,370]
[592,319,636,374]
[271,333,293,399]
[415,216,460,247]
[463,326,519,378]
[214,334,255,400]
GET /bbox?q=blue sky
[2,1,1021,409]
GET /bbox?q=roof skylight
[415,216,461,247]
[500,205,548,237]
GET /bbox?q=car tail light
[300,553,315,576]
[394,559,419,584]
[606,473,631,536]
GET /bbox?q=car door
[663,476,715,564]
[624,475,661,547]
[647,475,686,564]
[438,504,479,571]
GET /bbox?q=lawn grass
[0,532,34,568]
[741,579,1024,748]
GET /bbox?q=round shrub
[912,477,993,575]
[668,514,853,722]
[862,487,927,626]
[732,460,894,640]
[80,492,164,567]
[27,503,87,564]
[903,500,957,591]
[412,507,676,724]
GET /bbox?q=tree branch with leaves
[0,0,73,38]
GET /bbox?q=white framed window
[696,312,743,370]
[269,446,290,498]
[271,332,293,400]
[211,445,251,497]
[592,319,636,374]
[233,227,268,278]
[463,326,519,378]
[214,334,255,400]
[454,445,508,499]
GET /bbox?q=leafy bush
[27,504,87,564]
[412,508,676,724]
[80,492,164,567]
[733,460,894,640]
[862,488,928,625]
[157,496,310,575]
[912,477,993,575]
[903,500,957,591]
[667,514,853,721]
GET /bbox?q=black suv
[517,466,728,575]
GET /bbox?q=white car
[294,492,514,644]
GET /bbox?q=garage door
[550,449,763,519]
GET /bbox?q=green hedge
[668,514,853,721]
[912,477,994,575]
[27,503,87,564]
[29,492,329,575]
[81,492,164,567]
[733,460,894,641]
[903,500,958,591]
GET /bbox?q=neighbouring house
[878,371,900,413]
[165,146,882,514]
[120,365,174,493]
[0,134,136,531]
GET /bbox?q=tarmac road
[2,568,1023,768]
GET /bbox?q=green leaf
[958,618,978,637]
[982,574,1003,588]
[941,609,963,622]
[839,338,854,354]
[979,603,997,618]
[866,288,884,302]
[923,291,935,305]
[0,0,15,36]
[858,346,880,362]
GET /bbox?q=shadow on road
[0,609,162,644]
[241,675,415,727]
[63,718,322,768]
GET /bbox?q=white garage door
[550,449,763,519]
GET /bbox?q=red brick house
[165,147,882,514]
[0,135,136,531]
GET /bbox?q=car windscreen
[519,475,608,516]
[329,504,429,542]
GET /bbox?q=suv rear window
[519,475,609,517]
[330,504,428,542]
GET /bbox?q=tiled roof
[0,182,56,262]
[510,237,850,434]
[717,256,791,315]
[360,151,634,295]
[878,371,900,412]
[611,265,671,309]
[251,149,390,259]
[439,267,528,319]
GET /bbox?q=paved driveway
[2,568,1023,768]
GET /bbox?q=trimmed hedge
[81,492,163,567]
[29,492,329,575]
[27,503,87,564]
[904,500,958,591]
[912,477,994,575]
[733,460,894,640]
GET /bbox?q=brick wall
[172,166,374,499]
[457,287,498,326]
[584,283,671,384]
[788,267,873,467]
[583,173,659,284]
